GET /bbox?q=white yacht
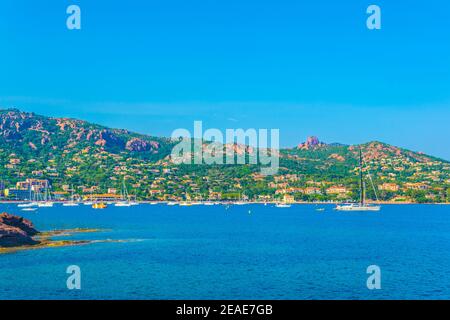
[17,188,38,208]
[38,202,54,208]
[63,186,79,206]
[115,178,133,207]
[335,148,381,212]
[275,203,291,208]
[115,202,131,207]
[336,203,380,211]
[18,202,38,208]
[37,184,54,207]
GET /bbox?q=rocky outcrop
[96,130,126,149]
[0,213,39,247]
[126,138,159,152]
[224,143,255,155]
[297,136,327,150]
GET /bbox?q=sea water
[0,204,449,300]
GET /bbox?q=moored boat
[275,203,291,208]
[336,203,380,211]
[18,202,38,208]
[63,202,79,207]
[63,185,79,206]
[92,202,107,209]
[115,201,131,207]
[38,202,54,208]
[335,148,381,212]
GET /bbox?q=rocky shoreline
[0,212,116,254]
[0,212,39,247]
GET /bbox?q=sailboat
[275,193,293,208]
[63,186,79,206]
[335,148,381,212]
[234,192,247,205]
[38,184,54,207]
[18,187,38,208]
[115,178,132,207]
[275,196,292,208]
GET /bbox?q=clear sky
[1,0,449,159]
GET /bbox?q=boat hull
[335,205,381,211]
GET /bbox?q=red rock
[126,138,159,152]
[297,136,326,150]
[0,213,39,247]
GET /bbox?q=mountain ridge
[2,108,446,162]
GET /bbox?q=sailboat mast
[359,148,365,206]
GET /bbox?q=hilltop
[1,109,449,203]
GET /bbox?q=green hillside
[1,109,449,203]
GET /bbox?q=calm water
[0,203,449,300]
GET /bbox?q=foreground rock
[0,212,126,254]
[0,213,39,247]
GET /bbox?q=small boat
[234,192,247,205]
[63,202,79,207]
[83,202,93,206]
[21,207,37,212]
[179,202,192,207]
[63,186,79,206]
[275,203,291,208]
[150,202,158,205]
[115,201,131,207]
[203,202,215,206]
[38,202,54,208]
[18,202,38,208]
[275,196,292,208]
[92,202,107,209]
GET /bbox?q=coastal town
[1,110,449,205]
[1,149,449,205]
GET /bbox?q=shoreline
[0,228,120,254]
[0,200,449,205]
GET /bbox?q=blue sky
[1,0,449,159]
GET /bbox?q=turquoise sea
[0,204,449,300]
